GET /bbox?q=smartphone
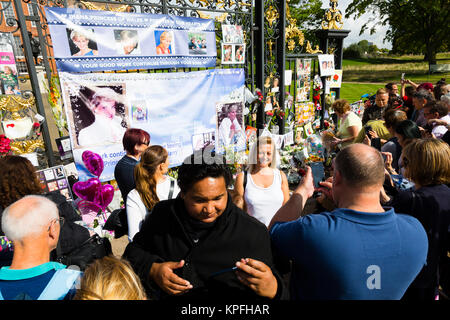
[401,73,405,81]
[309,162,325,189]
[209,266,238,278]
[364,125,373,137]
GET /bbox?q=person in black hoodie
[123,151,285,301]
[0,156,90,267]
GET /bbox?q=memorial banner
[59,68,245,182]
[45,7,217,72]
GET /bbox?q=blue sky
[321,0,392,49]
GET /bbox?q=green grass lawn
[340,83,382,103]
[342,52,450,84]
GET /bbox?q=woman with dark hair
[126,145,180,241]
[0,155,90,267]
[380,109,408,171]
[382,120,422,192]
[123,151,285,300]
[114,128,150,205]
[382,139,450,300]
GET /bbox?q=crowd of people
[0,77,449,301]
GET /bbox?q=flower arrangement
[44,76,68,138]
[0,134,11,157]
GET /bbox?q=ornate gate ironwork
[0,0,255,166]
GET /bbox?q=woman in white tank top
[235,135,290,227]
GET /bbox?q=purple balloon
[72,178,101,202]
[93,184,115,210]
[82,150,104,177]
[77,200,102,225]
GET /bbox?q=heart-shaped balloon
[77,200,102,225]
[82,150,104,177]
[92,184,115,210]
[72,178,101,202]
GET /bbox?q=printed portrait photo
[155,30,174,55]
[187,32,207,55]
[54,167,65,178]
[131,100,148,123]
[216,102,245,152]
[60,188,71,201]
[57,179,68,189]
[47,181,59,192]
[64,84,129,149]
[221,44,233,64]
[234,44,245,64]
[222,25,244,44]
[318,54,335,77]
[66,28,98,57]
[114,29,140,55]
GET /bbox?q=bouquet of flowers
[43,76,68,138]
[0,134,11,157]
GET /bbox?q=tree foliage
[345,0,450,64]
[288,0,324,45]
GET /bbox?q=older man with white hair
[0,195,81,300]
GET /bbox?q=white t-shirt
[244,169,284,227]
[126,176,180,241]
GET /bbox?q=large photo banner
[45,7,217,72]
[59,69,245,182]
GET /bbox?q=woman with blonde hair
[156,31,172,54]
[330,99,362,149]
[383,139,450,300]
[74,256,147,300]
[126,145,180,240]
[235,135,289,227]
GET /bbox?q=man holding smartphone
[268,144,428,300]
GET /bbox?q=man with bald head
[269,144,428,300]
[0,195,81,300]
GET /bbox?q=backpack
[104,179,175,238]
[54,234,112,271]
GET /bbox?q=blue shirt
[0,262,73,300]
[270,208,428,300]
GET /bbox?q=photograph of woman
[69,86,128,148]
[155,31,173,55]
[68,29,98,57]
[235,45,245,63]
[217,103,245,150]
[115,30,139,55]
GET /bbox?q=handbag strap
[168,179,175,200]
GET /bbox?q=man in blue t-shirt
[269,143,428,300]
[0,196,81,300]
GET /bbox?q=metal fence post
[13,0,55,166]
[254,0,265,132]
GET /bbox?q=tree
[345,0,450,65]
[288,0,324,45]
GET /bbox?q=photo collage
[296,58,312,102]
[221,25,245,65]
[37,165,73,201]
[295,102,315,125]
[0,33,20,95]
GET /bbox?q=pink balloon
[72,178,101,202]
[82,150,104,177]
[93,184,115,210]
[77,200,102,225]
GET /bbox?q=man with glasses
[0,196,81,300]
